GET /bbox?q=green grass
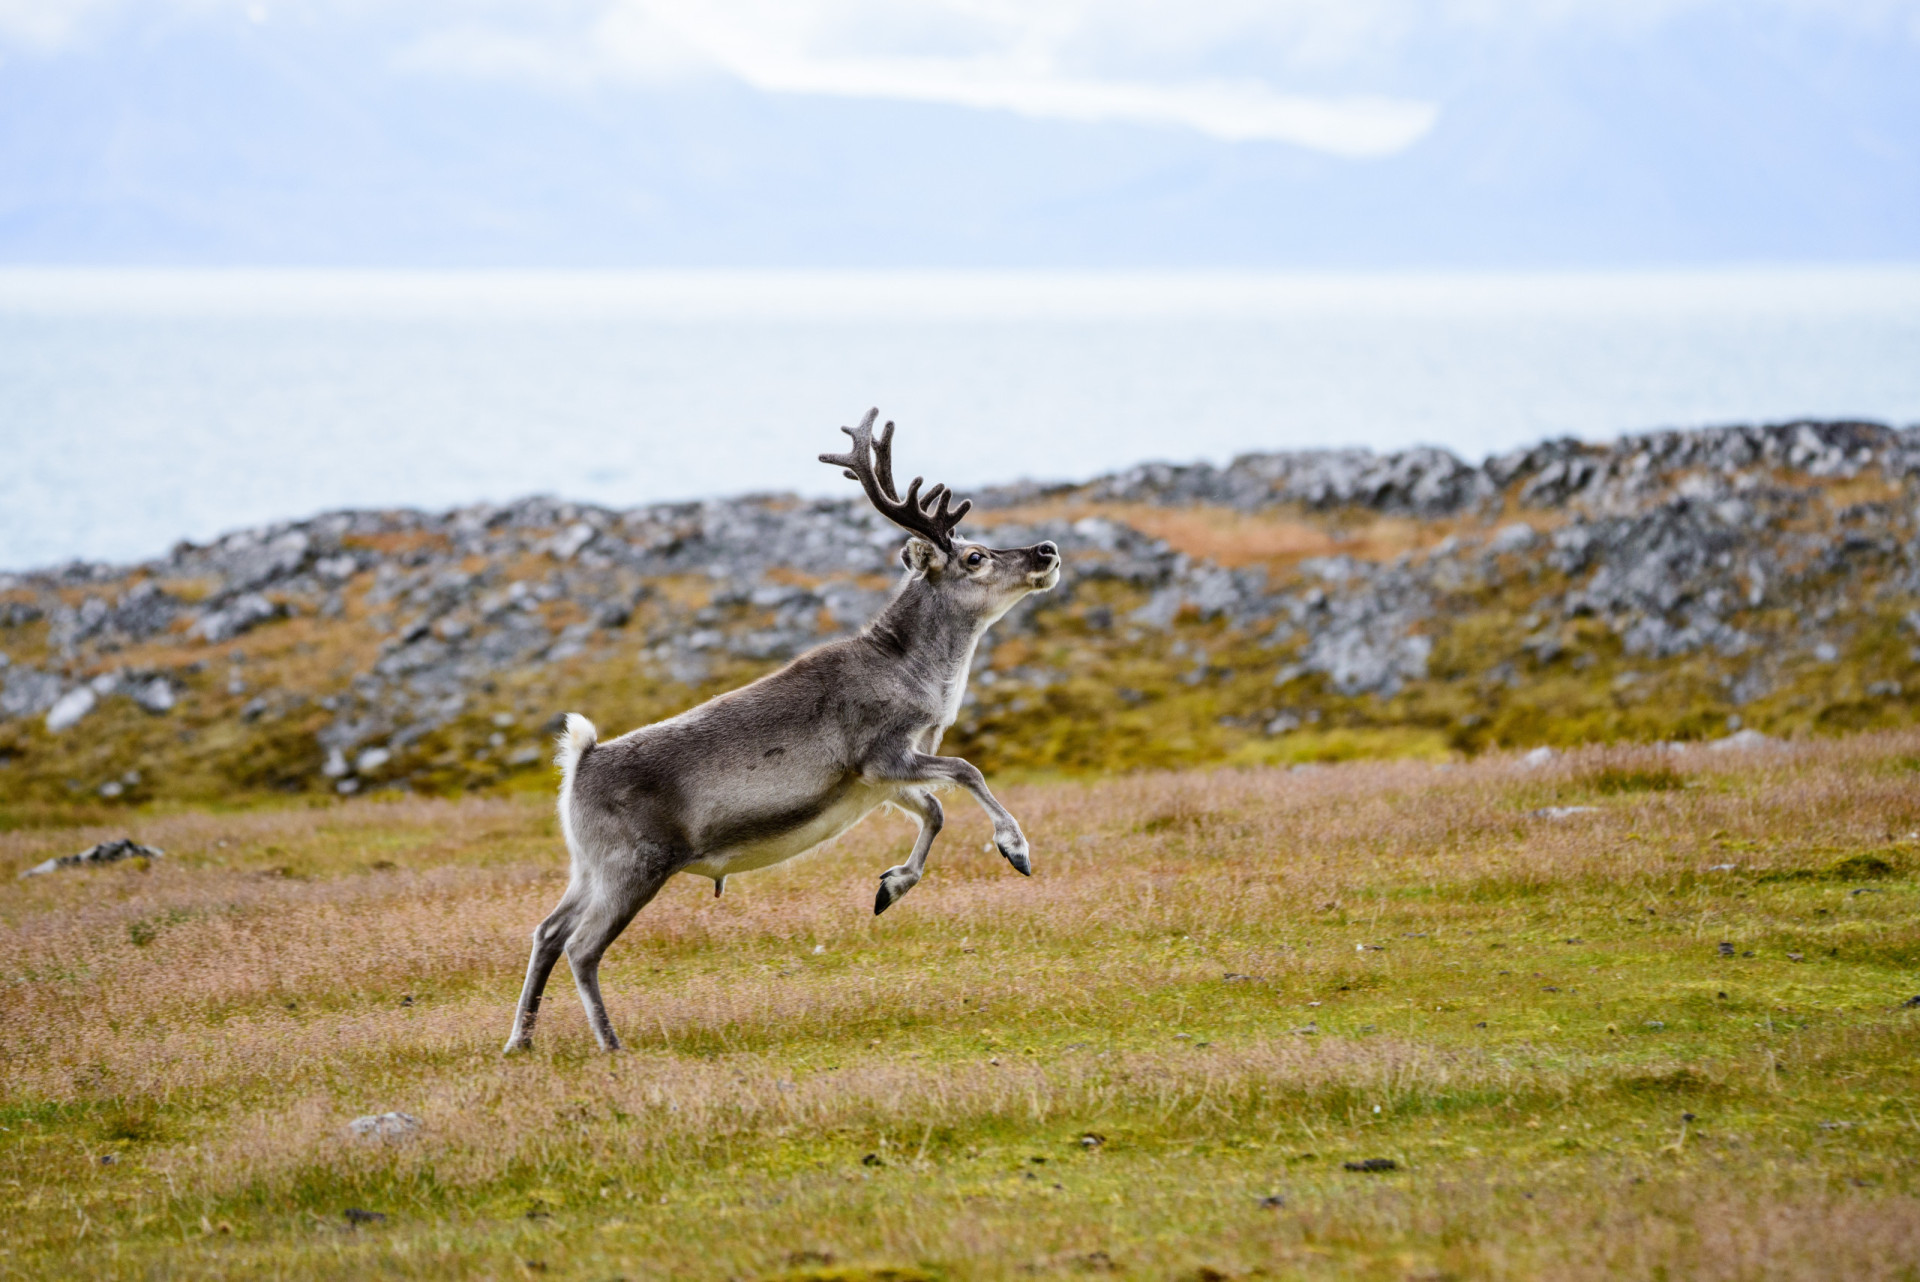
[2,734,1919,1278]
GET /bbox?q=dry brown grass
[976,501,1473,571]
[3,734,1918,1279]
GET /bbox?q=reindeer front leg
[867,750,1030,878]
[875,788,942,914]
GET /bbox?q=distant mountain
[1,4,1916,266]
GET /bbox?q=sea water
[3,267,1918,570]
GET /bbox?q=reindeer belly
[684,782,891,880]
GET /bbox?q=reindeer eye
[966,551,984,567]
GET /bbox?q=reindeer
[504,410,1062,1053]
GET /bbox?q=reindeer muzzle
[1027,541,1062,589]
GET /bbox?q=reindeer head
[822,409,1061,627]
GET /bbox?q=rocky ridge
[2,420,1916,800]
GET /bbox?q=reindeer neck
[863,577,991,685]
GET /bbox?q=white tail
[553,712,599,881]
[554,712,597,775]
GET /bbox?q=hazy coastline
[5,266,1919,571]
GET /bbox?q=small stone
[343,1208,387,1226]
[1521,746,1556,767]
[132,677,175,714]
[354,747,392,774]
[1343,1158,1397,1172]
[191,592,284,644]
[1490,523,1538,553]
[552,523,596,560]
[1718,941,1736,956]
[1710,728,1777,752]
[347,1111,420,1142]
[44,686,97,733]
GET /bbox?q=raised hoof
[874,867,919,915]
[997,839,1032,877]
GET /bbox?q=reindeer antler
[820,408,971,551]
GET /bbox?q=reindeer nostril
[1037,541,1060,563]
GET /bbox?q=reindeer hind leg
[504,891,585,1053]
[564,864,672,1052]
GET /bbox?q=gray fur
[504,410,1061,1053]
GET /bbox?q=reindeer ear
[901,537,948,575]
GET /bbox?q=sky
[1,0,1916,267]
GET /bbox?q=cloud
[10,0,1918,156]
[591,1,1436,153]
[0,0,115,49]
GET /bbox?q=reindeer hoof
[502,1038,532,1055]
[875,866,919,914]
[997,838,1032,876]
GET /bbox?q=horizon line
[5,262,1919,322]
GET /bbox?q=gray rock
[1288,563,1433,697]
[131,677,176,714]
[1709,728,1779,752]
[45,686,97,732]
[20,838,164,877]
[109,581,181,641]
[226,530,312,591]
[0,600,44,628]
[192,592,285,643]
[1490,522,1538,553]
[1,666,64,719]
[549,522,596,560]
[347,1111,421,1141]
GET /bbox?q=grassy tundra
[3,733,1918,1279]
